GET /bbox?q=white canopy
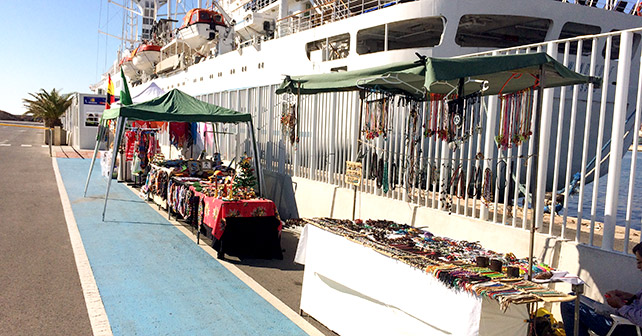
[131,82,165,103]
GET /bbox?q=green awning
[276,52,597,98]
[102,89,252,123]
[276,60,426,97]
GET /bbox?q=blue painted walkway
[58,158,307,336]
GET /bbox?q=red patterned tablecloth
[199,196,280,240]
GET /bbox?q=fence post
[603,31,633,251]
[532,42,558,229]
[481,51,500,220]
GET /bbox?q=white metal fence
[194,27,642,254]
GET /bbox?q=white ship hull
[146,0,642,93]
[97,0,642,192]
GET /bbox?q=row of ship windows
[306,15,639,62]
[166,62,265,90]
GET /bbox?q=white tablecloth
[295,224,528,336]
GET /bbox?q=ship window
[388,17,444,51]
[356,17,444,55]
[602,30,641,60]
[305,33,350,61]
[558,22,600,55]
[356,24,385,54]
[455,15,551,48]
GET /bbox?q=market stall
[140,157,283,259]
[295,219,575,336]
[278,52,596,334]
[84,89,281,259]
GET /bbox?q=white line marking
[0,144,10,147]
[130,185,324,336]
[52,158,113,336]
[21,144,32,147]
[42,145,49,148]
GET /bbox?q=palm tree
[22,88,73,128]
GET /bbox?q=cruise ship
[94,0,642,93]
[91,0,642,192]
[85,0,642,322]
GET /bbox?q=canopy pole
[353,92,365,220]
[528,65,545,281]
[84,124,106,197]
[248,120,263,197]
[102,116,127,221]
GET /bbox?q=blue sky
[0,0,620,115]
[0,0,205,115]
[0,1,121,114]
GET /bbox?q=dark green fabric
[424,53,592,96]
[102,89,251,122]
[276,52,596,98]
[276,60,426,97]
[120,68,133,106]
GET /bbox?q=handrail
[276,0,338,22]
[461,25,642,58]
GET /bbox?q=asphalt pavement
[0,121,92,335]
[0,121,336,336]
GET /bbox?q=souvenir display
[423,93,482,147]
[123,128,160,173]
[495,88,534,150]
[299,217,573,309]
[281,102,298,146]
[229,156,257,201]
[362,97,389,140]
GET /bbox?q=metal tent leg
[102,117,127,221]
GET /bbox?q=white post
[84,124,106,197]
[310,95,319,178]
[480,52,500,220]
[102,117,127,221]
[603,31,633,251]
[329,92,337,185]
[481,108,499,215]
[267,86,274,170]
[534,42,558,229]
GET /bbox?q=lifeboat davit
[131,44,161,75]
[119,55,139,80]
[176,8,226,50]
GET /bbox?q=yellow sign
[345,161,362,186]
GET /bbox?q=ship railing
[275,0,401,38]
[456,27,642,255]
[197,27,642,256]
[243,0,279,12]
[557,0,642,14]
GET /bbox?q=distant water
[565,151,642,231]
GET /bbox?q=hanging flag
[120,68,133,106]
[106,74,115,109]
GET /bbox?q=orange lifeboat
[131,44,161,75]
[119,55,139,80]
[176,8,227,50]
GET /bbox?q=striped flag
[106,74,115,109]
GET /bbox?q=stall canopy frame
[84,89,261,221]
[276,52,597,282]
[276,52,597,98]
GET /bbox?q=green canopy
[276,60,426,96]
[276,52,597,98]
[102,88,252,123]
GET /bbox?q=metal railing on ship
[192,27,642,256]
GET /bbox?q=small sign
[83,96,119,105]
[345,161,362,186]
